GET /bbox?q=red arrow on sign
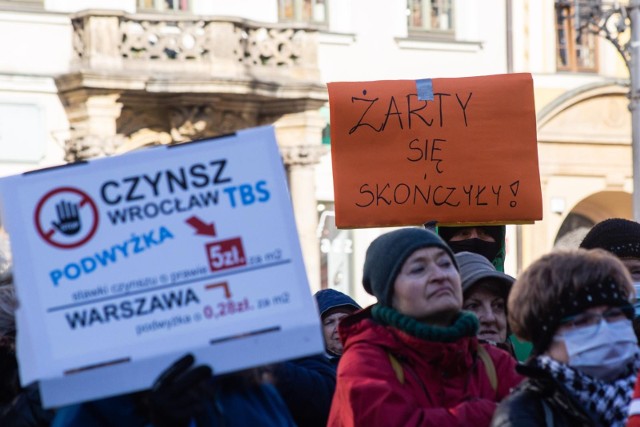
[186,216,216,237]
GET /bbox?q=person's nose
[479,306,496,322]
[431,266,450,283]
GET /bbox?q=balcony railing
[69,10,320,81]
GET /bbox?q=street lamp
[570,0,640,221]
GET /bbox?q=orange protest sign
[327,73,542,229]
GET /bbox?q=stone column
[275,108,327,293]
[60,89,125,161]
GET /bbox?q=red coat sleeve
[627,373,640,427]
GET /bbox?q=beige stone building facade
[511,1,635,271]
[56,9,329,290]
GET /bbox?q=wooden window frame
[137,0,191,13]
[0,0,44,11]
[407,0,454,39]
[555,2,599,73]
[278,0,329,27]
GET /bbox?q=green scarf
[371,304,478,342]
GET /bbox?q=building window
[0,103,46,163]
[278,0,328,26]
[320,106,330,145]
[407,0,454,34]
[0,0,43,10]
[555,2,598,72]
[137,0,190,12]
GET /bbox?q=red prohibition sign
[34,187,99,249]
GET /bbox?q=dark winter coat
[0,341,54,427]
[51,381,296,427]
[0,384,54,427]
[270,289,360,427]
[272,355,336,427]
[490,363,603,427]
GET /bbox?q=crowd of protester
[4,219,640,426]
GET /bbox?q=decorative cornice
[280,144,328,166]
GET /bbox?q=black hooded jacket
[271,289,360,427]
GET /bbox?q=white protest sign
[0,125,324,408]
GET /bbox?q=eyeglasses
[559,305,634,331]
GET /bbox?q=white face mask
[561,319,638,381]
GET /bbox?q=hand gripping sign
[0,126,324,408]
[327,73,543,228]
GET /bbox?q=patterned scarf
[535,354,640,426]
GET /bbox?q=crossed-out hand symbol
[51,200,81,236]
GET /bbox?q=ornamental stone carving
[116,17,309,69]
[236,26,305,67]
[68,10,319,80]
[169,107,257,142]
[117,105,258,145]
[120,19,209,61]
[66,134,127,162]
[168,106,214,142]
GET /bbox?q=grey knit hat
[363,228,458,306]
[455,251,514,296]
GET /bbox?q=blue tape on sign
[416,78,434,101]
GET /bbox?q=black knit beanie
[363,228,458,307]
[580,218,640,258]
[532,280,633,355]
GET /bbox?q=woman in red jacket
[327,228,522,427]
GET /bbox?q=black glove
[148,354,216,427]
